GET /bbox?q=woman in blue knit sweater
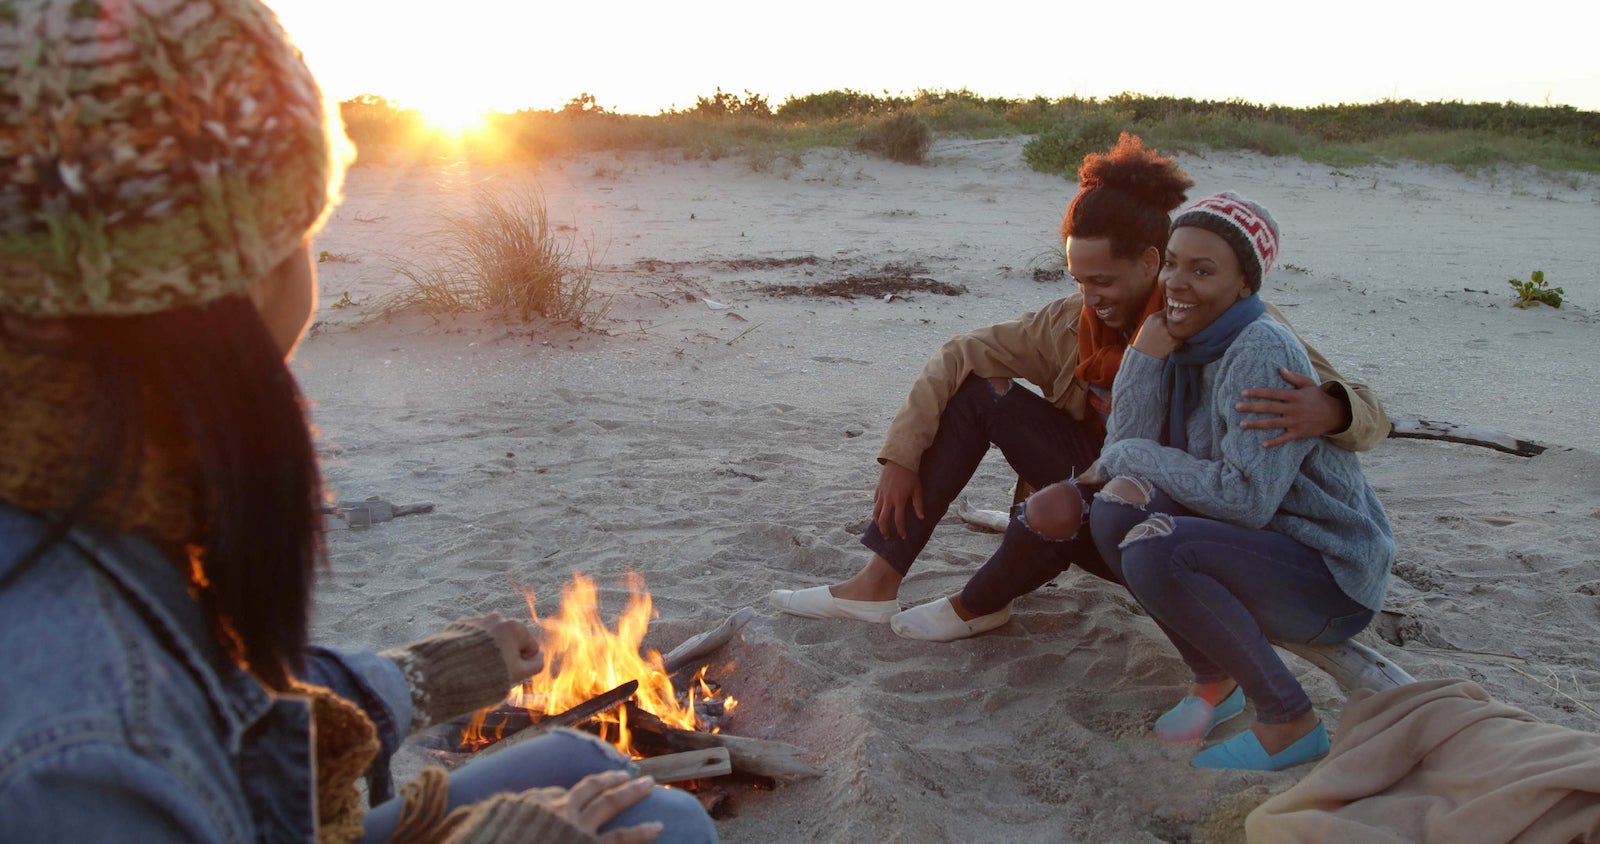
[1088,193,1395,772]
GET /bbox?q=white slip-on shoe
[769,585,901,623]
[890,598,1012,642]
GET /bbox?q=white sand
[299,138,1600,842]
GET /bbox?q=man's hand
[1131,312,1179,360]
[872,460,924,540]
[454,612,544,681]
[1237,367,1350,448]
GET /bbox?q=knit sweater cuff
[381,622,512,732]
[446,791,597,844]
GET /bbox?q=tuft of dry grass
[375,182,606,326]
[855,112,932,164]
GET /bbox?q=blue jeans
[360,729,717,843]
[863,375,1103,578]
[1090,486,1372,724]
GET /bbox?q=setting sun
[408,95,491,136]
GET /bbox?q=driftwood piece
[634,748,733,784]
[1388,417,1547,457]
[626,704,822,780]
[477,680,639,757]
[322,498,435,530]
[957,496,1009,533]
[1277,640,1415,693]
[662,607,755,675]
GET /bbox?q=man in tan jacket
[770,135,1387,641]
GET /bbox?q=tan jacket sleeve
[878,295,1086,471]
[1264,303,1390,452]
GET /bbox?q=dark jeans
[959,481,1118,614]
[862,375,1102,577]
[1089,487,1372,724]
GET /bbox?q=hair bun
[1076,133,1191,214]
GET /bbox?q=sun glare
[413,97,491,136]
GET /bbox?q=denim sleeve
[302,646,413,805]
[0,740,241,842]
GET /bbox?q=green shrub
[855,112,932,164]
[1021,111,1132,177]
[688,88,773,119]
[376,182,603,325]
[923,99,1011,135]
[776,89,905,122]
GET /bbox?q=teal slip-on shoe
[1192,721,1330,771]
[1154,685,1246,743]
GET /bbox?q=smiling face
[1159,226,1252,341]
[1065,236,1159,332]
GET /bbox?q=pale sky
[270,0,1600,122]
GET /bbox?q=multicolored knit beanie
[1171,192,1279,291]
[0,0,347,317]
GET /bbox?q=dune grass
[373,183,606,326]
[341,89,1600,179]
[855,112,933,164]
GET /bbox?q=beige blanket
[1247,679,1600,844]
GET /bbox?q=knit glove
[443,791,598,844]
[381,622,513,733]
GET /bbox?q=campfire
[462,573,737,754]
[424,573,819,809]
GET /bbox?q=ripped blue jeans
[1089,480,1371,724]
[359,729,717,843]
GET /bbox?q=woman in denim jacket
[0,2,714,842]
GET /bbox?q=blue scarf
[1160,295,1266,452]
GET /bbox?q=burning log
[633,748,733,784]
[425,606,754,753]
[624,703,822,781]
[477,680,640,757]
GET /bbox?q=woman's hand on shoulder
[1131,313,1179,360]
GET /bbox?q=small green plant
[1507,270,1563,309]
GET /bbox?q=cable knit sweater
[1098,314,1395,611]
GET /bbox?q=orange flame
[463,572,729,755]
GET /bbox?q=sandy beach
[297,137,1600,842]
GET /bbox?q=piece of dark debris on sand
[765,273,967,300]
